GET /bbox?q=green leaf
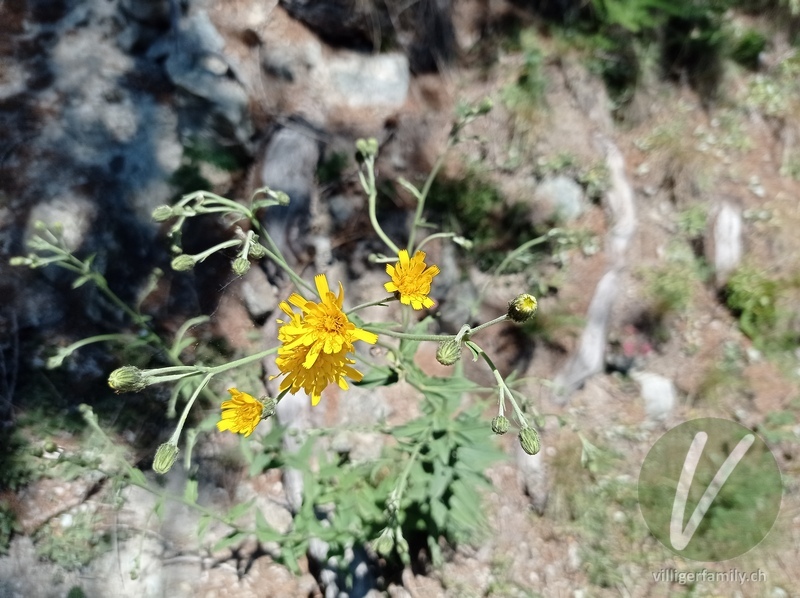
[255,510,282,543]
[184,479,198,504]
[354,365,399,389]
[430,500,448,529]
[128,468,147,486]
[197,515,211,540]
[225,498,255,523]
[213,532,248,552]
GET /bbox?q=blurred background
[1,0,799,596]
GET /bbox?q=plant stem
[346,296,395,315]
[363,156,401,255]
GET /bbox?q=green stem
[191,239,242,263]
[346,296,395,315]
[408,152,448,253]
[363,327,453,342]
[415,232,456,253]
[168,373,213,445]
[248,216,316,296]
[363,156,401,255]
[466,314,509,337]
[466,341,529,428]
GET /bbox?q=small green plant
[724,265,781,347]
[502,29,547,121]
[34,509,112,570]
[729,29,767,70]
[11,101,547,579]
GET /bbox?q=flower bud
[108,366,151,393]
[273,191,290,206]
[356,137,379,158]
[171,254,196,272]
[518,426,541,456]
[261,397,278,419]
[153,442,179,474]
[232,257,251,277]
[436,339,461,366]
[152,205,174,222]
[248,243,267,259]
[372,528,395,557]
[507,293,538,323]
[491,415,510,435]
[9,256,31,267]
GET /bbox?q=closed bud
[372,528,395,557]
[261,397,278,419]
[153,442,179,474]
[248,243,267,259]
[152,205,174,222]
[356,137,379,158]
[273,191,290,206]
[232,257,250,277]
[491,415,510,435]
[518,426,541,456]
[9,256,31,267]
[171,254,196,272]
[507,293,538,323]
[436,339,461,366]
[108,366,151,393]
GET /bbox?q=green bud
[232,257,251,277]
[273,191,290,206]
[248,243,267,259]
[518,426,541,456]
[491,415,510,435]
[436,339,461,366]
[356,137,379,158]
[171,254,196,272]
[9,256,31,267]
[507,293,538,324]
[153,442,180,474]
[43,440,58,453]
[152,205,174,222]
[261,397,278,419]
[372,528,395,557]
[108,366,151,393]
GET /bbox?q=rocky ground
[1,0,800,597]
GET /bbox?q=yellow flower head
[273,274,378,406]
[384,249,440,310]
[217,388,264,437]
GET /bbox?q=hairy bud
[171,254,196,272]
[108,366,151,393]
[436,339,462,366]
[507,293,538,324]
[518,426,541,456]
[491,415,510,435]
[153,442,179,474]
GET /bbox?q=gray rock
[161,11,253,145]
[239,266,279,320]
[631,371,677,420]
[530,175,587,225]
[326,52,410,109]
[259,123,321,260]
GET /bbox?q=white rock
[631,371,677,420]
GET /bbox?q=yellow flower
[217,388,264,437]
[274,274,378,406]
[384,249,440,310]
